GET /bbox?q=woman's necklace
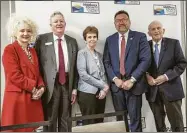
[21,45,33,63]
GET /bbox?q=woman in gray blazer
[77,26,109,125]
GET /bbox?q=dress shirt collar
[118,30,129,38]
[152,38,162,46]
[53,33,65,41]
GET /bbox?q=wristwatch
[130,77,136,84]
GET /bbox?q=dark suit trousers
[77,91,106,125]
[149,89,184,132]
[43,74,71,132]
[111,88,142,132]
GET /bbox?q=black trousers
[149,89,184,132]
[77,91,106,125]
[43,75,71,132]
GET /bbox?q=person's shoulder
[131,30,146,36]
[77,48,88,59]
[78,47,87,54]
[64,34,76,41]
[163,37,179,42]
[106,32,118,39]
[3,41,17,53]
[163,37,180,47]
[38,32,53,38]
[4,44,13,50]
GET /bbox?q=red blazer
[1,41,45,132]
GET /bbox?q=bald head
[148,20,165,43]
[148,20,163,30]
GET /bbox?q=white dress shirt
[53,34,69,72]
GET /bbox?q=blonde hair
[6,13,38,43]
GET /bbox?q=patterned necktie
[58,38,66,84]
[120,35,126,76]
[154,44,159,67]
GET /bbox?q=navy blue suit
[103,30,151,131]
[146,38,187,102]
[146,38,187,131]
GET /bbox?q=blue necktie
[154,44,159,67]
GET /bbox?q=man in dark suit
[35,11,78,132]
[146,20,187,132]
[103,10,151,132]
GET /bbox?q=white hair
[6,13,38,43]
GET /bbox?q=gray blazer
[35,32,78,103]
[77,47,107,94]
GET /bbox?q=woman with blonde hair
[1,14,45,132]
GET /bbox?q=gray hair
[50,11,64,24]
[6,13,38,43]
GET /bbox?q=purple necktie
[58,38,66,84]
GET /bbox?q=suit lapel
[45,33,57,69]
[149,41,157,68]
[112,33,120,68]
[125,30,134,59]
[14,41,36,75]
[158,38,167,68]
[65,35,72,71]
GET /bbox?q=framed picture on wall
[153,4,177,15]
[114,0,140,5]
[71,1,100,14]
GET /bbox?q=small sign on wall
[114,0,140,5]
[153,4,177,15]
[71,1,100,14]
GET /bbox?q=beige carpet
[72,121,126,132]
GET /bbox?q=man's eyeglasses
[115,18,129,23]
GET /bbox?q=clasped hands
[114,78,134,90]
[31,87,45,100]
[146,74,168,86]
[96,84,109,100]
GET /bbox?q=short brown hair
[83,26,98,41]
[114,10,130,19]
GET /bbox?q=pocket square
[45,42,53,45]
[130,37,133,40]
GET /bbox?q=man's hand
[155,75,168,85]
[114,78,123,88]
[146,74,156,86]
[121,80,134,90]
[71,89,77,105]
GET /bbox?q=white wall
[1,1,186,131]
[1,1,11,112]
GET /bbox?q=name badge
[45,42,53,45]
